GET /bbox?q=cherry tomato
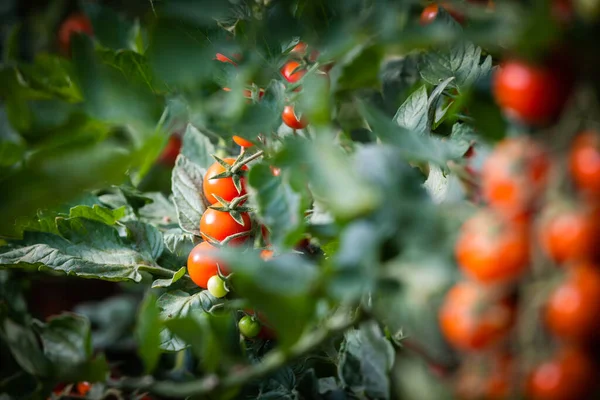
[76,381,92,396]
[455,210,530,284]
[455,353,512,400]
[439,281,515,351]
[546,264,600,343]
[233,136,254,148]
[493,60,572,125]
[569,131,600,197]
[260,249,274,260]
[420,4,465,25]
[282,105,308,130]
[270,166,281,177]
[215,53,237,66]
[203,158,248,205]
[538,204,595,264]
[239,315,261,338]
[158,135,182,167]
[58,13,93,56]
[481,137,549,219]
[200,208,252,245]
[528,348,596,400]
[207,275,228,298]
[187,242,228,289]
[281,60,306,83]
[291,42,308,54]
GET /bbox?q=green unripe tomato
[238,315,261,338]
[207,275,228,298]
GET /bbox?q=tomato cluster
[440,130,600,399]
[186,152,276,339]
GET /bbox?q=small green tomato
[238,315,261,338]
[207,275,228,298]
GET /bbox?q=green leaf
[221,249,318,348]
[0,315,50,377]
[182,124,216,170]
[15,54,82,101]
[157,290,221,351]
[171,155,207,236]
[68,204,126,225]
[339,322,394,399]
[393,86,428,133]
[125,221,165,261]
[360,103,463,166]
[138,192,179,230]
[136,293,162,373]
[0,218,155,282]
[276,134,382,221]
[118,185,154,213]
[248,163,308,248]
[35,313,109,382]
[0,107,25,167]
[152,266,187,288]
[163,231,195,258]
[335,43,384,92]
[419,40,492,92]
[82,3,137,51]
[97,49,165,93]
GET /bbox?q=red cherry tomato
[260,249,274,260]
[420,4,465,25]
[282,105,308,129]
[158,135,182,167]
[58,13,93,56]
[493,60,572,125]
[538,204,595,264]
[291,42,308,54]
[187,242,228,289]
[455,210,530,284]
[76,382,92,396]
[528,348,596,400]
[203,158,248,205]
[439,281,515,351]
[200,208,252,245]
[281,61,306,83]
[233,136,254,148]
[570,131,600,198]
[481,137,549,219]
[545,264,600,343]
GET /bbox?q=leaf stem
[109,308,367,397]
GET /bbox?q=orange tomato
[233,136,254,148]
[203,158,248,205]
[545,264,600,343]
[538,204,595,264]
[528,348,597,400]
[569,131,600,198]
[439,281,515,351]
[481,137,549,219]
[200,208,252,245]
[58,13,93,56]
[187,242,228,289]
[455,210,530,284]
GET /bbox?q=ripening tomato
[203,158,248,204]
[260,249,274,260]
[281,61,306,83]
[481,137,549,219]
[420,4,465,25]
[200,208,252,245]
[58,13,93,55]
[528,348,597,400]
[158,135,182,166]
[493,60,572,125]
[282,105,308,129]
[439,281,515,351]
[187,242,228,289]
[569,131,600,197]
[76,382,92,396]
[455,353,512,400]
[538,204,595,264]
[215,53,237,66]
[545,264,600,343]
[233,136,254,148]
[455,210,530,284]
[291,42,308,54]
[207,275,228,298]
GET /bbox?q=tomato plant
[3,0,600,399]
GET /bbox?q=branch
[109,308,366,397]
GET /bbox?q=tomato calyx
[208,152,263,194]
